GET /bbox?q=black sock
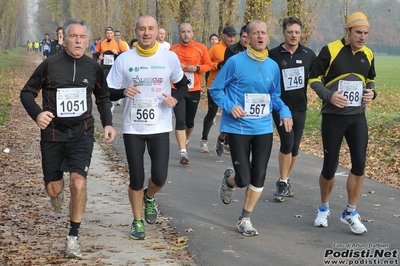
[145,192,153,200]
[241,209,251,219]
[69,221,81,237]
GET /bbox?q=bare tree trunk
[202,0,211,44]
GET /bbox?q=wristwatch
[196,65,200,72]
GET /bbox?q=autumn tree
[282,0,327,45]
[244,0,273,25]
[165,0,205,42]
[6,0,399,55]
[45,0,71,27]
[201,0,219,45]
[0,0,26,50]
[119,0,137,40]
[155,0,169,29]
[70,0,128,42]
[218,0,239,34]
[286,0,302,18]
[366,0,400,54]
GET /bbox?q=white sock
[279,178,288,184]
[346,204,356,213]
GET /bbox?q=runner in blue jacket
[210,20,292,236]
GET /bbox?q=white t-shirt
[158,41,171,50]
[107,48,183,134]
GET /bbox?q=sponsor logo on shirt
[132,75,164,86]
[151,66,166,69]
[151,87,162,92]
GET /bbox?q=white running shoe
[237,217,258,236]
[179,152,189,165]
[199,140,209,153]
[340,210,367,234]
[65,235,82,258]
[314,206,330,227]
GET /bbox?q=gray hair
[63,19,91,40]
[246,20,268,35]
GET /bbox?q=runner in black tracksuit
[20,18,116,259]
[269,17,316,202]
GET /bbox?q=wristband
[372,89,377,100]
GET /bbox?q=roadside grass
[0,47,26,126]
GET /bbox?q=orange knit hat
[346,12,370,29]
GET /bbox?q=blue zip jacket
[210,52,292,135]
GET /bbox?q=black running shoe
[273,181,289,202]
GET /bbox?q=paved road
[98,104,400,266]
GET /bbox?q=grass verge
[0,47,26,126]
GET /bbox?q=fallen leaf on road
[152,245,167,250]
[363,219,374,222]
[223,250,234,253]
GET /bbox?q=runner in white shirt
[157,28,171,50]
[107,49,182,133]
[107,15,188,241]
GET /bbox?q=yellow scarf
[136,41,159,57]
[246,44,269,62]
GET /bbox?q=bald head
[135,15,159,50]
[157,27,166,43]
[178,23,194,44]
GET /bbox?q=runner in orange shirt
[170,23,212,165]
[95,26,128,77]
[96,26,128,114]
